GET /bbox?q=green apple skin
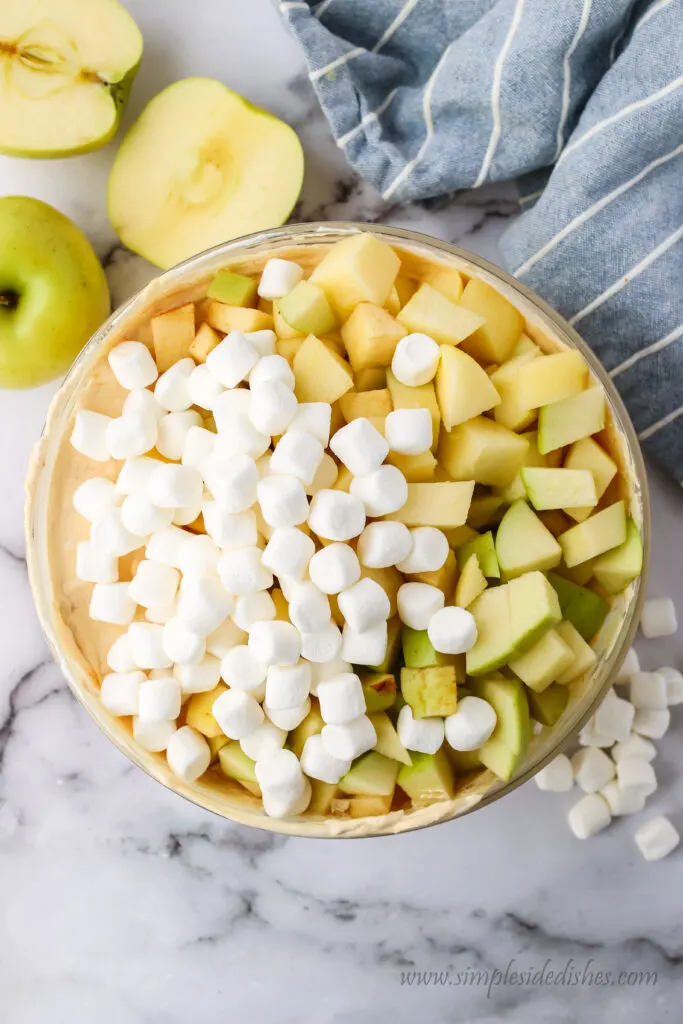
[0,197,110,388]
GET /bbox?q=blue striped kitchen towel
[279,0,683,480]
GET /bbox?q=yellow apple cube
[276,337,305,363]
[438,416,529,487]
[458,278,525,363]
[355,367,386,391]
[384,481,475,528]
[185,683,227,738]
[293,334,354,403]
[563,437,618,522]
[189,322,220,363]
[273,301,305,339]
[490,353,538,431]
[340,302,407,371]
[410,548,459,599]
[423,265,464,303]
[339,389,393,422]
[310,233,400,320]
[397,283,485,346]
[504,350,589,409]
[206,302,273,335]
[386,449,437,482]
[436,345,501,429]
[454,553,488,608]
[151,302,196,372]
[558,501,627,567]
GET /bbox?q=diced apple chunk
[458,278,525,363]
[355,367,386,391]
[410,548,458,597]
[472,677,531,781]
[435,345,501,429]
[465,586,513,676]
[590,518,643,593]
[293,334,354,403]
[454,553,487,608]
[509,628,576,692]
[369,711,412,766]
[438,416,529,487]
[310,233,400,320]
[397,283,485,346]
[508,571,562,651]
[397,748,455,803]
[558,501,627,567]
[538,387,605,454]
[423,265,464,303]
[467,494,505,530]
[189,322,220,363]
[206,302,273,335]
[273,300,305,339]
[207,269,257,307]
[555,620,597,683]
[504,350,588,410]
[151,302,196,372]
[384,481,475,528]
[278,280,337,336]
[386,449,437,482]
[340,302,407,371]
[490,353,537,431]
[563,437,617,522]
[339,388,393,422]
[386,369,440,449]
[276,337,305,363]
[495,500,562,578]
[521,468,598,511]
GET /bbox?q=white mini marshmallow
[248,619,301,667]
[660,666,683,705]
[397,582,445,630]
[629,671,667,710]
[262,777,312,819]
[123,388,165,423]
[129,622,173,670]
[308,543,361,595]
[245,329,277,358]
[301,734,351,784]
[384,407,433,455]
[146,525,187,568]
[397,705,444,754]
[262,527,315,580]
[76,541,118,583]
[73,477,119,521]
[616,757,657,796]
[214,414,270,460]
[357,521,412,569]
[255,748,305,800]
[633,707,671,739]
[91,508,144,557]
[202,503,257,550]
[206,618,247,659]
[396,527,448,574]
[287,402,332,446]
[233,590,277,632]
[534,754,574,792]
[107,632,137,674]
[614,647,640,682]
[350,465,409,517]
[174,500,203,528]
[154,357,195,412]
[571,747,615,794]
[300,622,344,664]
[70,410,112,462]
[329,418,389,477]
[308,490,366,542]
[240,720,287,761]
[121,493,174,536]
[257,474,309,528]
[264,698,311,731]
[578,717,614,748]
[147,463,203,508]
[641,597,677,638]
[249,353,295,390]
[341,621,387,666]
[206,331,258,388]
[306,453,339,496]
[156,410,203,460]
[176,576,234,636]
[270,431,324,485]
[175,655,222,694]
[106,410,158,460]
[611,734,657,763]
[567,793,611,839]
[133,716,177,752]
[221,645,267,691]
[600,781,646,816]
[444,696,497,751]
[212,689,264,739]
[187,364,224,411]
[258,258,304,300]
[213,387,252,432]
[90,582,137,625]
[182,426,216,468]
[391,333,440,386]
[338,578,390,632]
[162,618,206,665]
[108,341,158,390]
[100,670,145,717]
[249,381,298,435]
[634,816,680,861]
[428,606,477,655]
[166,725,211,781]
[266,660,312,710]
[115,455,158,496]
[593,692,635,742]
[202,452,259,513]
[128,560,180,609]
[138,675,181,721]
[287,582,331,633]
[317,673,365,724]
[321,715,377,761]
[177,534,221,579]
[308,658,353,696]
[145,599,178,624]
[218,546,272,595]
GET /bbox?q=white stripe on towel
[554,0,593,160]
[633,0,676,33]
[337,88,400,147]
[640,403,683,441]
[315,0,336,17]
[610,323,683,378]
[310,46,366,81]
[373,0,421,52]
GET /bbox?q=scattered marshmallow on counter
[568,793,611,839]
[593,691,635,743]
[629,671,667,710]
[108,341,159,390]
[396,526,448,574]
[611,734,657,763]
[633,707,671,739]
[444,696,496,751]
[397,705,444,754]
[384,407,433,455]
[166,726,211,782]
[578,717,614,748]
[641,597,678,638]
[616,757,657,797]
[397,582,445,630]
[660,666,683,705]
[571,747,615,794]
[350,464,409,517]
[258,258,304,299]
[329,418,389,477]
[534,754,574,792]
[599,781,646,817]
[357,521,412,569]
[634,816,680,861]
[428,606,477,655]
[308,542,361,594]
[391,333,440,387]
[614,647,640,682]
[70,410,112,462]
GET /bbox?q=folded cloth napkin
[280,0,683,480]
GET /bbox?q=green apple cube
[402,627,457,668]
[537,387,605,454]
[437,416,529,487]
[207,269,258,307]
[505,350,588,409]
[521,468,598,511]
[508,570,562,651]
[494,430,548,503]
[564,437,617,522]
[509,628,576,692]
[339,752,400,797]
[465,586,513,676]
[278,280,337,336]
[555,620,597,683]
[369,711,412,766]
[559,501,626,567]
[546,572,609,641]
[527,683,570,726]
[490,353,537,431]
[359,673,397,713]
[454,553,488,608]
[458,530,500,578]
[591,519,643,594]
[218,742,259,787]
[400,666,458,718]
[397,748,456,802]
[289,705,325,758]
[473,677,531,781]
[495,500,562,578]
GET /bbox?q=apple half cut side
[107,78,305,270]
[0,0,143,158]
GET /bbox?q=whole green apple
[0,196,110,388]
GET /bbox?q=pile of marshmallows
[69,257,487,819]
[535,597,681,862]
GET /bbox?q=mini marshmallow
[600,781,646,816]
[341,621,387,666]
[258,258,304,299]
[90,582,137,625]
[221,645,267,691]
[397,705,444,754]
[138,676,181,721]
[233,590,277,632]
[173,498,202,524]
[248,619,301,667]
[338,578,390,632]
[321,715,377,761]
[288,582,331,633]
[391,333,440,387]
[255,748,305,800]
[428,606,477,655]
[444,696,497,751]
[633,707,671,739]
[571,747,615,793]
[106,410,158,460]
[350,465,409,518]
[257,474,309,528]
[76,541,118,583]
[593,692,635,742]
[175,655,222,694]
[128,622,173,670]
[154,358,195,412]
[578,717,614,748]
[214,414,270,460]
[145,599,178,625]
[91,508,144,557]
[614,647,640,682]
[70,410,112,461]
[212,688,264,739]
[534,754,574,792]
[308,542,361,594]
[106,632,137,674]
[176,534,221,579]
[245,329,277,358]
[115,455,158,496]
[100,670,145,716]
[249,381,298,435]
[262,777,312,819]
[317,673,365,724]
[270,431,324,485]
[266,660,312,710]
[384,407,433,455]
[187,364,224,411]
[162,618,206,665]
[287,402,332,446]
[256,452,272,478]
[108,341,158,390]
[166,725,211,781]
[397,527,448,574]
[213,387,252,432]
[308,490,366,542]
[206,331,258,388]
[397,582,445,630]
[660,666,683,705]
[611,733,657,763]
[641,597,677,638]
[308,658,352,696]
[128,560,180,609]
[201,452,258,513]
[133,716,177,752]
[147,463,203,509]
[306,453,339,496]
[121,493,174,536]
[634,816,680,861]
[356,522,411,570]
[176,576,234,636]
[329,418,389,477]
[202,503,257,550]
[218,546,273,595]
[265,698,311,731]
[240,720,287,761]
[182,426,216,468]
[73,477,119,521]
[146,525,188,569]
[301,734,351,784]
[616,757,657,796]
[300,622,344,663]
[156,410,203,460]
[249,353,295,390]
[629,671,667,710]
[262,526,315,580]
[567,793,611,839]
[123,388,165,423]
[206,618,247,659]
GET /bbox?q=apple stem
[0,292,18,310]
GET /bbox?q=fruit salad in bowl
[26,224,648,837]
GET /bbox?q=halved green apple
[0,0,142,157]
[108,78,304,269]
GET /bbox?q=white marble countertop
[1,2,682,1021]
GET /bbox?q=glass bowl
[25,223,650,838]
